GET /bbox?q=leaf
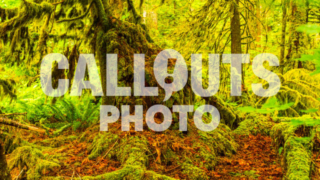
[301,108,318,113]
[296,24,320,34]
[237,106,256,113]
[278,147,283,155]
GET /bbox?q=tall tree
[231,0,242,55]
[280,0,288,74]
[230,0,243,98]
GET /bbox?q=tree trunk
[231,0,242,55]
[0,141,11,180]
[230,0,242,99]
[255,0,262,49]
[280,0,287,74]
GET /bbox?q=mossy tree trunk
[0,141,11,180]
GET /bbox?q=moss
[271,122,297,149]
[284,137,312,180]
[8,146,60,180]
[144,171,177,180]
[81,136,172,180]
[184,124,238,171]
[199,124,237,156]
[0,1,54,35]
[181,160,209,180]
[233,115,274,136]
[87,132,118,160]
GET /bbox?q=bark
[96,30,108,105]
[230,0,242,98]
[231,0,241,55]
[280,0,287,74]
[255,0,262,48]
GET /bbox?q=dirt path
[213,134,283,180]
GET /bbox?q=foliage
[238,97,294,114]
[46,96,100,132]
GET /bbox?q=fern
[238,97,294,114]
[46,96,99,132]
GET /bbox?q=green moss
[184,124,238,171]
[87,132,118,160]
[8,146,60,180]
[199,124,237,157]
[181,159,209,180]
[271,122,297,149]
[284,137,312,180]
[144,171,177,180]
[234,116,274,136]
[82,136,170,180]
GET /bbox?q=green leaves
[237,97,294,114]
[300,108,318,113]
[297,49,320,75]
[1,0,21,8]
[296,24,320,34]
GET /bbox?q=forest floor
[7,130,285,180]
[214,134,283,180]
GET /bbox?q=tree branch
[0,117,45,134]
[52,0,65,5]
[56,0,94,23]
[0,113,27,116]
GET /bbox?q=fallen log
[0,118,45,134]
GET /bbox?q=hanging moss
[0,1,54,35]
[0,79,16,101]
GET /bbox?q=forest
[1,0,320,179]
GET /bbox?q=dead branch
[52,0,65,5]
[0,113,27,116]
[0,117,45,134]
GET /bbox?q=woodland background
[1,0,320,179]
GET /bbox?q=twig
[71,169,75,180]
[164,165,181,173]
[76,172,82,180]
[15,168,24,180]
[52,0,65,5]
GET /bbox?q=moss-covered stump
[233,115,274,136]
[284,137,312,180]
